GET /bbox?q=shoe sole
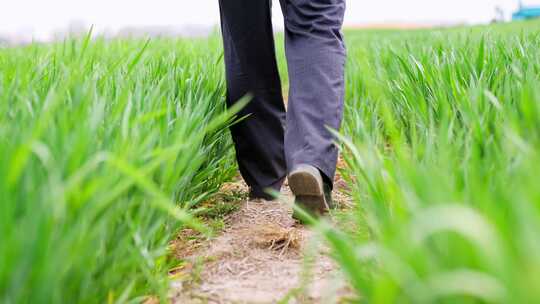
[288,166,329,219]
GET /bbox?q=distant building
[513,1,540,20]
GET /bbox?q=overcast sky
[1,0,537,40]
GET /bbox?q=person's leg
[218,0,287,200]
[281,0,346,188]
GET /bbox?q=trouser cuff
[248,177,284,200]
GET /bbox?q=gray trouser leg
[281,0,347,185]
[218,0,287,198]
[218,0,346,191]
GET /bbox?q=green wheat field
[2,20,540,303]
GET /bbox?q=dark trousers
[218,0,346,198]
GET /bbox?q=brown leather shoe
[288,164,333,220]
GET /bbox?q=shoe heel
[288,166,324,197]
[288,165,329,221]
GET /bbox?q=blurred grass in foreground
[320,20,540,303]
[0,35,236,303]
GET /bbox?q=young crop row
[322,21,540,303]
[0,36,236,303]
[2,20,540,304]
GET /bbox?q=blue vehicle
[512,1,540,20]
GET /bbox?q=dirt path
[170,181,353,304]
